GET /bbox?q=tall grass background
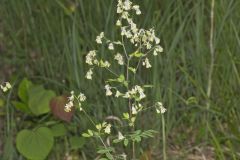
[0,0,240,159]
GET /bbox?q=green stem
[161,114,167,160]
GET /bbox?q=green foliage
[16,127,54,160]
[50,123,67,137]
[11,101,30,114]
[18,78,32,103]
[82,129,94,138]
[69,136,86,150]
[28,85,56,115]
[130,51,144,58]
[97,146,115,160]
[0,98,4,108]
[12,78,56,116]
[1,0,240,159]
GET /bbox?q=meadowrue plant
[65,0,166,159]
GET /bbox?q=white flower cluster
[0,82,11,92]
[96,122,112,134]
[108,43,114,50]
[64,91,86,112]
[155,102,166,114]
[131,103,143,115]
[123,85,146,100]
[116,0,163,56]
[114,53,124,65]
[86,50,97,65]
[64,91,75,112]
[86,68,93,80]
[96,32,104,44]
[142,58,151,68]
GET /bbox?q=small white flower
[64,98,74,112]
[156,102,167,114]
[114,53,124,65]
[5,82,11,89]
[115,90,121,97]
[125,31,132,38]
[96,32,104,44]
[132,105,137,115]
[136,9,141,15]
[108,43,114,50]
[86,50,96,65]
[153,50,158,56]
[139,91,146,99]
[155,37,160,44]
[132,5,139,10]
[118,131,125,140]
[78,93,86,102]
[0,82,12,92]
[86,68,93,80]
[153,45,163,56]
[121,11,129,19]
[116,20,122,26]
[133,5,141,15]
[105,84,112,96]
[123,0,132,10]
[142,58,152,68]
[104,124,111,134]
[117,1,123,14]
[68,91,75,101]
[146,42,152,49]
[135,85,146,99]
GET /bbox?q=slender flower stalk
[65,0,166,159]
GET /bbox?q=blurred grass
[0,0,240,159]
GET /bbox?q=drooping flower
[115,90,121,97]
[116,20,122,26]
[105,84,112,96]
[133,5,141,15]
[123,0,132,10]
[104,124,111,134]
[108,43,114,50]
[118,131,125,140]
[78,93,86,102]
[142,58,152,68]
[86,68,93,80]
[132,105,137,115]
[96,32,104,44]
[156,102,167,114]
[153,45,163,56]
[86,50,96,65]
[114,53,124,65]
[65,91,75,112]
[0,82,12,92]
